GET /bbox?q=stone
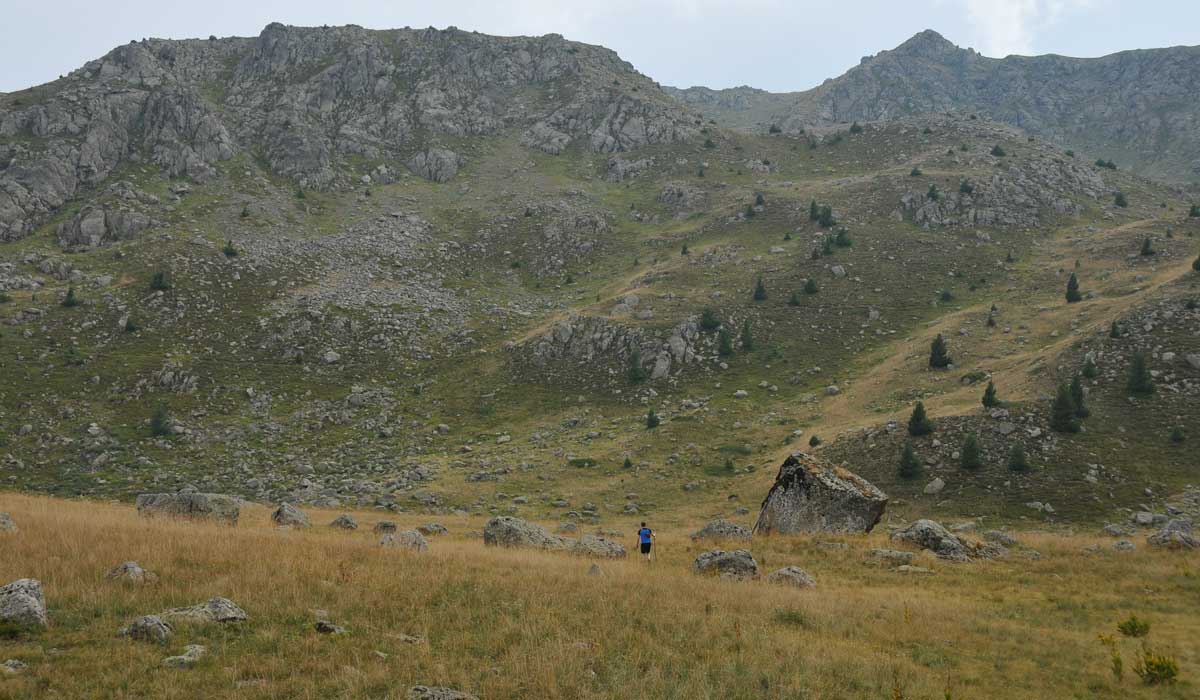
[119,615,174,644]
[923,477,945,495]
[2,659,28,674]
[315,620,346,635]
[891,519,1002,562]
[692,549,759,580]
[869,549,915,565]
[374,521,398,534]
[754,453,888,534]
[163,644,206,669]
[982,530,1018,547]
[766,566,817,588]
[897,565,935,574]
[690,519,752,541]
[0,513,16,533]
[571,535,627,559]
[408,687,479,700]
[483,516,570,550]
[417,523,448,536]
[1147,519,1197,549]
[1113,540,1135,551]
[380,531,429,552]
[135,493,240,525]
[830,265,847,278]
[106,561,157,584]
[330,514,358,530]
[407,148,465,183]
[0,579,47,629]
[586,563,604,576]
[161,597,247,624]
[271,503,310,528]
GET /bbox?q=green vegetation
[149,403,171,438]
[907,401,934,436]
[1114,191,1128,208]
[928,334,951,368]
[898,441,922,479]
[61,287,79,308]
[990,145,1006,157]
[960,434,982,470]
[1050,383,1080,433]
[1127,352,1154,395]
[627,348,647,384]
[753,276,767,301]
[739,319,754,352]
[150,270,172,291]
[1007,444,1030,472]
[717,328,733,357]
[1069,375,1089,419]
[981,380,1000,408]
[1139,237,1154,256]
[1065,273,1082,303]
[699,307,720,331]
[645,409,660,429]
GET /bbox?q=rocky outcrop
[483,517,625,558]
[753,453,888,535]
[56,206,152,249]
[119,615,173,644]
[518,314,704,385]
[693,549,759,580]
[0,579,47,628]
[135,492,240,525]
[160,597,247,623]
[407,148,464,183]
[271,502,310,528]
[891,519,1008,562]
[571,534,627,558]
[1147,519,1197,549]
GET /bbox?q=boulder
[380,530,429,552]
[0,512,16,533]
[1147,519,1198,549]
[982,530,1018,547]
[407,148,464,182]
[890,519,1005,562]
[753,453,888,535]
[869,549,915,565]
[766,566,817,588]
[161,597,247,624]
[571,535,627,559]
[690,519,752,541]
[163,644,206,669]
[0,579,47,628]
[408,687,479,700]
[373,521,398,534]
[271,503,310,528]
[2,659,28,674]
[416,523,448,536]
[135,492,240,526]
[483,516,570,550]
[106,561,157,584]
[119,615,173,644]
[330,514,358,530]
[693,549,759,580]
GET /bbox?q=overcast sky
[2,0,1197,93]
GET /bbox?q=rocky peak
[886,29,963,60]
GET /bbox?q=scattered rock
[271,503,310,528]
[571,534,627,559]
[161,597,247,624]
[408,687,479,700]
[315,620,346,635]
[766,566,816,588]
[0,513,16,533]
[119,615,173,644]
[693,549,759,580]
[2,659,28,674]
[330,514,358,530]
[892,519,978,562]
[373,521,398,534]
[163,644,206,669]
[380,530,429,552]
[923,477,945,495]
[135,493,240,526]
[690,519,752,541]
[483,516,569,550]
[0,579,47,629]
[417,523,448,536]
[106,561,157,584]
[982,530,1018,547]
[869,549,915,565]
[754,453,888,534]
[1147,519,1197,549]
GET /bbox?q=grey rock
[0,512,16,533]
[119,615,173,644]
[373,521,398,534]
[417,523,448,536]
[408,687,479,700]
[1147,519,1197,549]
[161,597,247,623]
[271,503,310,528]
[106,561,157,584]
[923,477,945,495]
[2,659,28,674]
[380,530,429,552]
[570,534,626,559]
[135,493,240,526]
[407,148,465,183]
[693,549,759,580]
[892,519,971,561]
[869,549,915,565]
[330,514,358,530]
[690,519,752,541]
[982,530,1018,547]
[754,453,888,535]
[315,620,346,635]
[766,566,817,588]
[163,644,206,669]
[483,516,570,550]
[0,579,47,628]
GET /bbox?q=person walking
[636,522,655,561]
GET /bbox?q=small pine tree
[1005,250,1015,264]
[981,381,1000,408]
[809,200,819,221]
[150,403,171,437]
[1070,375,1090,419]
[700,307,720,331]
[61,287,79,308]
[1192,253,1200,272]
[745,204,756,219]
[1081,356,1098,379]
[927,183,940,201]
[804,278,819,295]
[834,228,852,248]
[959,180,974,195]
[623,457,634,469]
[1114,192,1128,208]
[1109,320,1122,338]
[787,290,801,307]
[849,121,864,134]
[898,442,922,479]
[808,435,821,447]
[681,243,689,256]
[1127,351,1154,395]
[1007,444,1030,472]
[753,277,767,301]
[817,205,835,228]
[628,348,647,384]
[1169,427,1185,444]
[717,328,734,357]
[1065,273,1082,303]
[910,167,923,177]
[755,193,765,206]
[939,289,953,303]
[1050,383,1080,433]
[645,410,660,429]
[987,314,997,328]
[928,334,951,368]
[739,319,754,352]
[960,434,982,470]
[821,236,834,256]
[222,240,239,258]
[1140,237,1154,256]
[907,401,934,436]
[150,271,171,291]
[990,145,1006,157]
[123,318,140,333]
[1189,204,1200,218]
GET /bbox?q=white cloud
[960,0,1097,56]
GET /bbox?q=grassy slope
[1,493,1197,699]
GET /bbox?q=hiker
[636,522,655,561]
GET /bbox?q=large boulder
[160,597,247,624]
[380,530,429,552]
[571,535,627,559]
[890,519,1006,562]
[1147,519,1198,549]
[693,549,759,580]
[483,516,570,551]
[407,148,465,182]
[271,503,310,528]
[753,454,888,535]
[0,579,47,628]
[690,519,752,541]
[135,492,240,526]
[330,514,358,530]
[118,615,173,644]
[766,566,817,588]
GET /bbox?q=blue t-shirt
[638,527,653,544]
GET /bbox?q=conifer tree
[1081,356,1098,379]
[1066,273,1082,303]
[1140,237,1154,256]
[898,442,922,479]
[960,434,982,470]
[740,319,754,352]
[150,403,171,437]
[788,290,801,307]
[1109,320,1122,338]
[808,435,821,447]
[61,286,79,307]
[628,347,647,384]
[804,278,819,294]
[1069,375,1090,419]
[645,410,660,429]
[1050,383,1080,433]
[1007,444,1030,472]
[907,401,934,436]
[717,328,733,357]
[753,277,767,301]
[981,380,1000,408]
[929,334,951,368]
[700,307,720,331]
[1127,351,1154,395]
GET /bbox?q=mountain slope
[667,30,1200,182]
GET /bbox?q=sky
[2,0,1198,93]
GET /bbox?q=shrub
[787,290,801,307]
[809,200,819,221]
[1127,352,1154,395]
[700,307,720,331]
[1095,158,1117,170]
[1114,192,1128,208]
[295,187,306,199]
[645,410,660,429]
[1117,615,1150,638]
[1109,320,1122,338]
[981,381,1000,408]
[898,441,922,479]
[927,184,940,201]
[1170,427,1185,443]
[1098,634,1123,681]
[717,329,733,357]
[928,334,951,368]
[623,457,633,469]
[150,271,171,290]
[740,319,754,352]
[1050,383,1080,433]
[804,278,819,295]
[1065,272,1082,303]
[1007,444,1030,472]
[628,348,647,384]
[822,236,834,256]
[990,145,1006,157]
[834,228,852,247]
[703,138,715,148]
[817,205,835,228]
[959,180,974,195]
[939,289,953,302]
[1065,149,1074,157]
[123,318,140,333]
[744,204,756,219]
[753,277,767,301]
[150,403,171,437]
[768,124,782,134]
[681,243,689,256]
[1069,375,1089,419]
[960,434,982,470]
[0,292,11,304]
[755,193,765,206]
[907,401,934,436]
[808,435,821,447]
[1133,649,1178,685]
[910,167,922,177]
[222,240,239,258]
[849,122,864,134]
[1081,356,1098,379]
[1192,253,1200,272]
[61,287,79,308]
[1190,204,1200,217]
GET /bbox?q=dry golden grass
[1,493,1196,699]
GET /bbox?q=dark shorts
[640,542,652,554]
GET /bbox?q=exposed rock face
[160,597,247,623]
[483,516,570,550]
[518,314,703,385]
[1147,519,1197,549]
[690,519,752,541]
[753,453,888,535]
[658,182,705,211]
[766,566,816,588]
[890,519,1008,562]
[271,502,310,528]
[56,206,152,249]
[693,549,759,580]
[135,492,240,525]
[106,561,157,584]
[119,615,173,644]
[0,579,47,628]
[668,29,1200,181]
[380,530,429,552]
[0,23,698,241]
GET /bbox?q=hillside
[667,30,1200,182]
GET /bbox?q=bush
[822,236,834,256]
[1065,273,1082,303]
[1050,383,1080,433]
[222,240,239,258]
[755,193,765,206]
[768,124,782,134]
[753,277,767,301]
[849,122,863,134]
[700,307,721,331]
[927,184,940,201]
[787,290,801,307]
[928,334,951,368]
[959,180,974,195]
[123,318,140,333]
[990,145,1006,157]
[939,289,953,303]
[1133,649,1178,685]
[1117,615,1150,638]
[744,204,756,219]
[717,329,733,357]
[960,434,982,470]
[628,348,647,384]
[150,403,171,437]
[981,381,1000,408]
[739,319,754,352]
[1192,253,1200,272]
[907,401,934,436]
[1081,356,1098,379]
[804,278,819,295]
[150,271,171,290]
[1127,351,1154,395]
[1109,320,1122,338]
[1170,427,1185,443]
[910,167,922,177]
[808,435,821,447]
[817,205,835,228]
[834,228,852,248]
[1139,237,1154,256]
[681,243,689,256]
[61,287,79,308]
[1007,444,1030,472]
[898,441,922,479]
[1095,158,1117,170]
[623,457,633,469]
[1069,375,1089,419]
[1190,204,1200,218]
[0,292,11,304]
[1114,192,1128,208]
[645,410,660,429]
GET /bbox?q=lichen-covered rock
[753,453,888,535]
[690,519,752,541]
[271,503,310,528]
[416,523,448,536]
[119,615,173,644]
[483,516,570,550]
[163,644,206,669]
[693,549,759,580]
[408,687,479,700]
[0,579,47,628]
[106,561,157,584]
[330,514,358,530]
[766,566,817,588]
[380,530,429,552]
[373,521,398,534]
[407,148,465,183]
[571,534,627,558]
[890,519,1007,562]
[1147,519,1198,549]
[135,492,240,526]
[160,597,247,624]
